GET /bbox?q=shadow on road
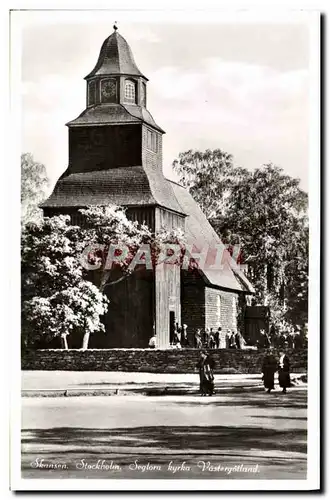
[22,422,307,456]
[173,390,307,409]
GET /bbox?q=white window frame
[124,79,136,103]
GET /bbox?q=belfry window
[141,82,146,107]
[87,80,96,106]
[124,79,136,103]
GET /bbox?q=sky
[20,11,311,193]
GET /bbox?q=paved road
[21,388,307,480]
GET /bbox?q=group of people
[195,347,292,397]
[195,327,248,350]
[150,323,306,353]
[194,327,221,349]
[256,329,307,351]
[262,348,291,393]
[170,325,248,350]
[149,327,293,397]
[271,332,307,349]
[172,323,191,347]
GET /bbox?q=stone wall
[22,348,307,374]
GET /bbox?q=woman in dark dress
[278,351,291,393]
[261,348,278,393]
[196,351,215,396]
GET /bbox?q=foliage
[78,205,187,288]
[21,153,49,223]
[173,150,308,330]
[173,149,249,219]
[21,215,108,348]
[78,205,153,290]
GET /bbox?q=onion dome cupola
[85,26,147,107]
[85,26,148,107]
[67,26,163,132]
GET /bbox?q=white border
[7,4,321,493]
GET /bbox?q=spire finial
[113,22,118,32]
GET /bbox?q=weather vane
[113,22,118,31]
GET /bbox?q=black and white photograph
[9,5,320,491]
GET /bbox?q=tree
[172,149,249,219]
[173,150,308,330]
[21,153,49,223]
[282,225,309,328]
[78,205,153,292]
[21,214,108,349]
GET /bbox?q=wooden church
[41,27,255,349]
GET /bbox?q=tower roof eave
[66,104,165,133]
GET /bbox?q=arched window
[124,79,136,103]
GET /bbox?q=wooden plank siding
[154,207,184,347]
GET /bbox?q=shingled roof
[167,180,255,294]
[85,31,147,80]
[42,170,254,293]
[66,103,164,133]
[41,167,184,215]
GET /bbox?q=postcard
[9,5,320,492]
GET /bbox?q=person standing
[173,325,179,345]
[148,334,157,349]
[229,332,236,349]
[181,324,190,347]
[286,333,294,349]
[278,351,291,393]
[225,330,231,349]
[261,348,278,393]
[196,351,215,396]
[177,325,182,343]
[194,328,203,348]
[209,329,216,349]
[204,328,210,348]
[235,331,241,349]
[293,333,303,349]
[278,332,286,349]
[215,327,221,349]
[260,330,271,349]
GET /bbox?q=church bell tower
[42,27,185,348]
